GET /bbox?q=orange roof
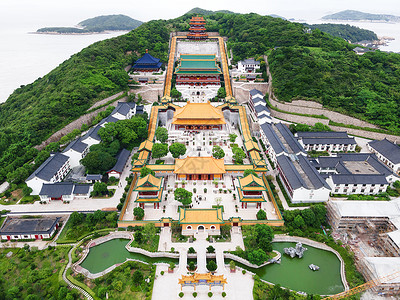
[174,156,225,174]
[172,102,226,125]
[179,208,224,224]
[134,174,162,191]
[238,174,266,191]
[138,140,153,152]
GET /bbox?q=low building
[368,139,400,174]
[62,137,89,168]
[132,50,162,73]
[296,131,357,152]
[179,208,224,236]
[134,174,164,209]
[110,102,137,120]
[107,149,131,179]
[237,174,267,209]
[0,217,60,240]
[237,58,260,73]
[174,156,226,180]
[312,153,397,195]
[132,140,153,168]
[81,125,102,147]
[26,153,71,195]
[86,174,102,183]
[39,182,92,201]
[98,115,119,128]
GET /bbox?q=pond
[226,242,344,295]
[80,239,178,274]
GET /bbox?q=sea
[0,17,400,104]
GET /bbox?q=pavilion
[187,16,208,40]
[174,156,225,180]
[171,101,226,130]
[237,174,267,209]
[132,50,162,72]
[174,54,222,86]
[179,273,227,290]
[134,174,164,209]
[132,139,153,168]
[178,208,224,235]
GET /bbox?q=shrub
[160,271,164,276]
[242,270,246,274]
[207,245,215,253]
[256,209,267,220]
[188,247,196,254]
[206,260,217,272]
[222,292,226,297]
[193,292,198,297]
[133,207,144,220]
[208,292,213,297]
[179,292,184,298]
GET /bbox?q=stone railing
[224,250,281,269]
[125,244,180,259]
[273,235,349,291]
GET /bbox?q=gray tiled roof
[261,123,287,154]
[108,149,130,173]
[62,138,88,154]
[240,58,260,65]
[297,131,349,138]
[0,217,60,236]
[255,105,270,114]
[252,97,264,104]
[73,184,91,194]
[275,123,305,155]
[111,102,136,117]
[99,115,120,126]
[277,155,307,190]
[86,174,102,181]
[369,139,400,164]
[39,182,74,197]
[136,105,144,114]
[301,137,356,145]
[250,89,263,97]
[83,125,101,141]
[331,174,388,185]
[298,155,330,189]
[27,153,69,181]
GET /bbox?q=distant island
[186,7,236,15]
[305,23,378,43]
[322,10,400,23]
[36,14,143,34]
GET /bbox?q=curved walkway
[273,235,349,291]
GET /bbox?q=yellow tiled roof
[179,208,224,224]
[244,139,260,152]
[134,174,162,191]
[238,174,266,190]
[174,157,225,174]
[237,188,266,202]
[172,102,226,125]
[138,140,153,152]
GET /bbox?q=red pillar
[245,203,248,209]
[157,203,160,209]
[154,203,156,209]
[241,202,244,209]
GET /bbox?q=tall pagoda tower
[187,16,208,40]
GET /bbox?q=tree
[93,182,108,196]
[22,185,32,197]
[133,207,144,220]
[394,180,400,189]
[80,151,116,174]
[133,270,144,285]
[206,260,217,272]
[248,249,268,265]
[188,261,196,271]
[293,215,306,229]
[170,87,182,98]
[207,245,215,253]
[255,224,274,253]
[155,127,169,143]
[232,147,246,164]
[35,150,50,165]
[212,145,225,159]
[140,166,155,178]
[256,209,266,220]
[134,231,144,243]
[243,169,258,177]
[7,166,29,184]
[229,133,237,143]
[301,209,316,227]
[152,143,168,159]
[69,212,84,226]
[174,188,192,206]
[169,143,186,158]
[217,87,226,98]
[188,247,196,254]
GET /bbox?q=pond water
[80,239,344,295]
[226,242,344,295]
[80,239,178,274]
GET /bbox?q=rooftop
[174,156,225,175]
[239,58,260,65]
[260,123,287,155]
[238,174,266,191]
[133,52,162,69]
[330,200,400,218]
[108,149,130,173]
[297,131,350,138]
[83,125,101,142]
[172,102,226,125]
[134,174,162,192]
[0,217,60,235]
[111,102,136,117]
[250,89,263,97]
[27,153,69,181]
[62,138,88,154]
[39,182,74,197]
[364,257,400,283]
[178,208,224,224]
[369,139,400,164]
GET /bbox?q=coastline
[30,30,129,36]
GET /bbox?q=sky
[1,0,400,27]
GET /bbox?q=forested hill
[185,7,235,15]
[37,14,143,33]
[1,12,400,185]
[305,23,377,43]
[322,10,400,22]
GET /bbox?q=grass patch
[308,150,329,158]
[266,99,329,120]
[130,224,160,252]
[328,120,400,137]
[155,159,165,165]
[19,195,40,204]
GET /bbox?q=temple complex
[174,157,226,180]
[174,54,222,86]
[187,16,208,40]
[171,101,225,130]
[132,50,162,72]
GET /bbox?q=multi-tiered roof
[187,16,208,40]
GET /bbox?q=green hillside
[1,12,400,185]
[186,7,236,16]
[322,10,400,22]
[37,14,143,33]
[305,23,377,43]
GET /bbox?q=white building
[368,139,400,175]
[0,217,60,241]
[62,138,89,168]
[81,125,102,147]
[110,102,138,120]
[39,182,92,202]
[237,58,260,73]
[26,153,71,195]
[296,131,357,152]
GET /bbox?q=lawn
[130,224,160,252]
[0,246,75,299]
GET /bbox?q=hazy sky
[1,0,400,27]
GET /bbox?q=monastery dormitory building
[26,102,142,195]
